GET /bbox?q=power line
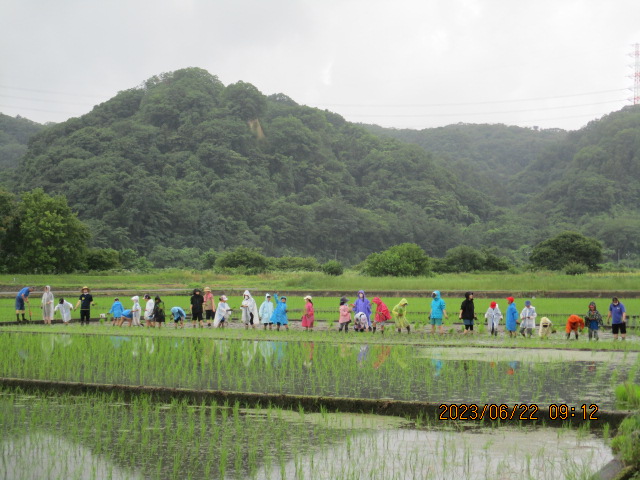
[0,84,107,99]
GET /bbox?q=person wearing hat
[272,293,289,331]
[301,295,315,331]
[15,286,34,324]
[459,292,476,334]
[338,297,352,332]
[607,297,627,341]
[484,301,502,336]
[214,295,231,328]
[190,288,205,328]
[585,301,603,341]
[519,300,537,337]
[75,287,94,326]
[259,294,274,330]
[428,291,447,334]
[393,298,410,334]
[203,287,216,327]
[505,297,518,338]
[240,290,259,330]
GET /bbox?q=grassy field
[3,269,640,293]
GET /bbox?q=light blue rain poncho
[259,294,274,324]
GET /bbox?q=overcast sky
[2,0,639,131]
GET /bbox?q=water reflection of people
[507,360,520,375]
[372,345,391,369]
[303,342,314,368]
[357,345,370,366]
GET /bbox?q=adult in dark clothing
[190,288,205,328]
[75,286,94,326]
[459,291,476,334]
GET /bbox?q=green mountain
[0,113,43,170]
[15,68,495,262]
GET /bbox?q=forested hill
[363,123,567,207]
[14,68,495,262]
[0,113,43,170]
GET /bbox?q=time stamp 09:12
[438,404,599,421]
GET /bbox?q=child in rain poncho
[520,300,537,338]
[259,294,274,330]
[354,312,368,332]
[484,301,502,336]
[131,296,141,327]
[170,306,186,329]
[272,294,289,331]
[214,296,232,328]
[585,301,603,341]
[429,291,447,334]
[109,298,125,326]
[538,317,553,338]
[505,297,518,338]
[54,298,74,324]
[338,297,351,333]
[393,298,410,334]
[566,315,585,340]
[372,297,391,334]
[240,290,259,330]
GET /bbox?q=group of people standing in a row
[13,286,630,340]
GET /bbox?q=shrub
[362,243,431,277]
[564,262,588,276]
[215,246,268,274]
[321,260,344,276]
[86,248,120,271]
[269,256,320,272]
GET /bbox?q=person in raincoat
[565,314,584,340]
[429,290,447,334]
[170,306,186,329]
[393,298,410,334]
[259,293,274,330]
[301,295,315,331]
[130,296,142,327]
[272,293,289,331]
[538,316,553,338]
[585,301,603,341]
[459,291,476,334]
[484,301,502,336]
[505,297,518,338]
[372,297,391,334]
[240,290,260,330]
[519,300,537,337]
[214,295,232,328]
[338,297,351,332]
[109,297,125,326]
[41,286,54,325]
[54,297,74,324]
[144,294,155,328]
[353,290,372,331]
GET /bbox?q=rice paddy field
[1,271,639,479]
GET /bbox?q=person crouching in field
[585,301,603,341]
[259,294,274,330]
[393,298,410,334]
[538,317,553,338]
[338,297,351,332]
[170,306,186,329]
[354,312,368,332]
[372,297,391,334]
[565,315,584,340]
[485,301,502,336]
[109,298,124,326]
[54,298,74,324]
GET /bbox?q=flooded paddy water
[0,390,614,480]
[0,331,633,478]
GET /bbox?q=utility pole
[630,43,640,105]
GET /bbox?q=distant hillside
[15,68,495,262]
[363,123,567,207]
[0,113,43,171]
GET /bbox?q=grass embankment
[2,270,640,293]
